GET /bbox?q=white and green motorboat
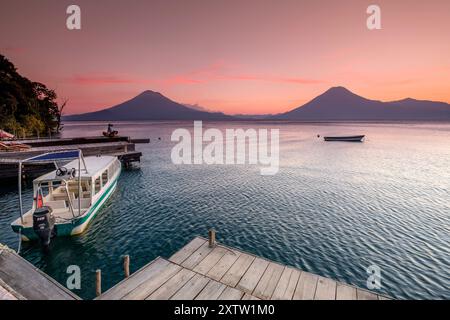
[11,150,121,247]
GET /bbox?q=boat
[0,141,31,152]
[103,123,118,138]
[323,135,365,142]
[10,150,121,248]
[103,131,118,138]
[0,129,14,140]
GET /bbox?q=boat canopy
[33,155,117,182]
[24,150,82,163]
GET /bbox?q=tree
[56,99,67,133]
[0,54,64,137]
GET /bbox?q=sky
[1,0,449,115]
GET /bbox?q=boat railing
[63,180,77,218]
[17,149,86,224]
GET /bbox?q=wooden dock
[0,244,80,300]
[0,136,148,181]
[98,236,391,300]
[8,136,132,148]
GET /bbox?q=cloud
[221,74,322,84]
[279,77,323,84]
[1,47,26,55]
[162,76,204,85]
[70,74,204,86]
[70,75,150,85]
[160,61,226,85]
[69,62,322,87]
[166,61,322,85]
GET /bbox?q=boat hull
[11,168,120,241]
[324,135,365,142]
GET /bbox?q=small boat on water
[103,123,118,138]
[323,135,365,142]
[11,150,121,248]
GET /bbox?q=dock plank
[272,267,301,300]
[169,237,206,264]
[220,253,255,287]
[0,278,24,300]
[206,249,241,281]
[147,268,195,300]
[293,272,318,300]
[0,284,18,300]
[193,246,227,275]
[195,281,226,300]
[357,288,379,300]
[242,293,260,300]
[284,269,301,300]
[252,262,284,299]
[336,284,357,300]
[236,257,269,294]
[98,257,171,299]
[271,267,292,300]
[217,286,245,300]
[0,249,78,300]
[181,241,214,270]
[314,277,337,300]
[121,260,181,300]
[170,274,210,300]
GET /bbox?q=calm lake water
[0,121,449,300]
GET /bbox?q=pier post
[95,269,102,297]
[208,229,216,248]
[123,255,130,278]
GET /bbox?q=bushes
[0,54,63,137]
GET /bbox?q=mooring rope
[17,228,22,254]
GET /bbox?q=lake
[0,121,449,300]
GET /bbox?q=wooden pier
[0,244,80,300]
[98,235,391,300]
[8,136,132,148]
[0,136,149,181]
[0,234,391,300]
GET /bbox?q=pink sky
[1,0,449,115]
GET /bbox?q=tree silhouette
[0,54,63,137]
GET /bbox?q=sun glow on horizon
[1,0,449,115]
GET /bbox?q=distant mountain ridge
[64,90,233,121]
[64,87,450,121]
[272,86,450,120]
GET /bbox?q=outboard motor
[32,206,56,248]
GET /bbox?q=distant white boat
[11,150,121,248]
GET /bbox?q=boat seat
[67,187,77,194]
[68,182,90,193]
[52,194,69,201]
[44,200,67,209]
[82,191,91,198]
[52,192,76,200]
[73,198,91,209]
[82,181,91,192]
